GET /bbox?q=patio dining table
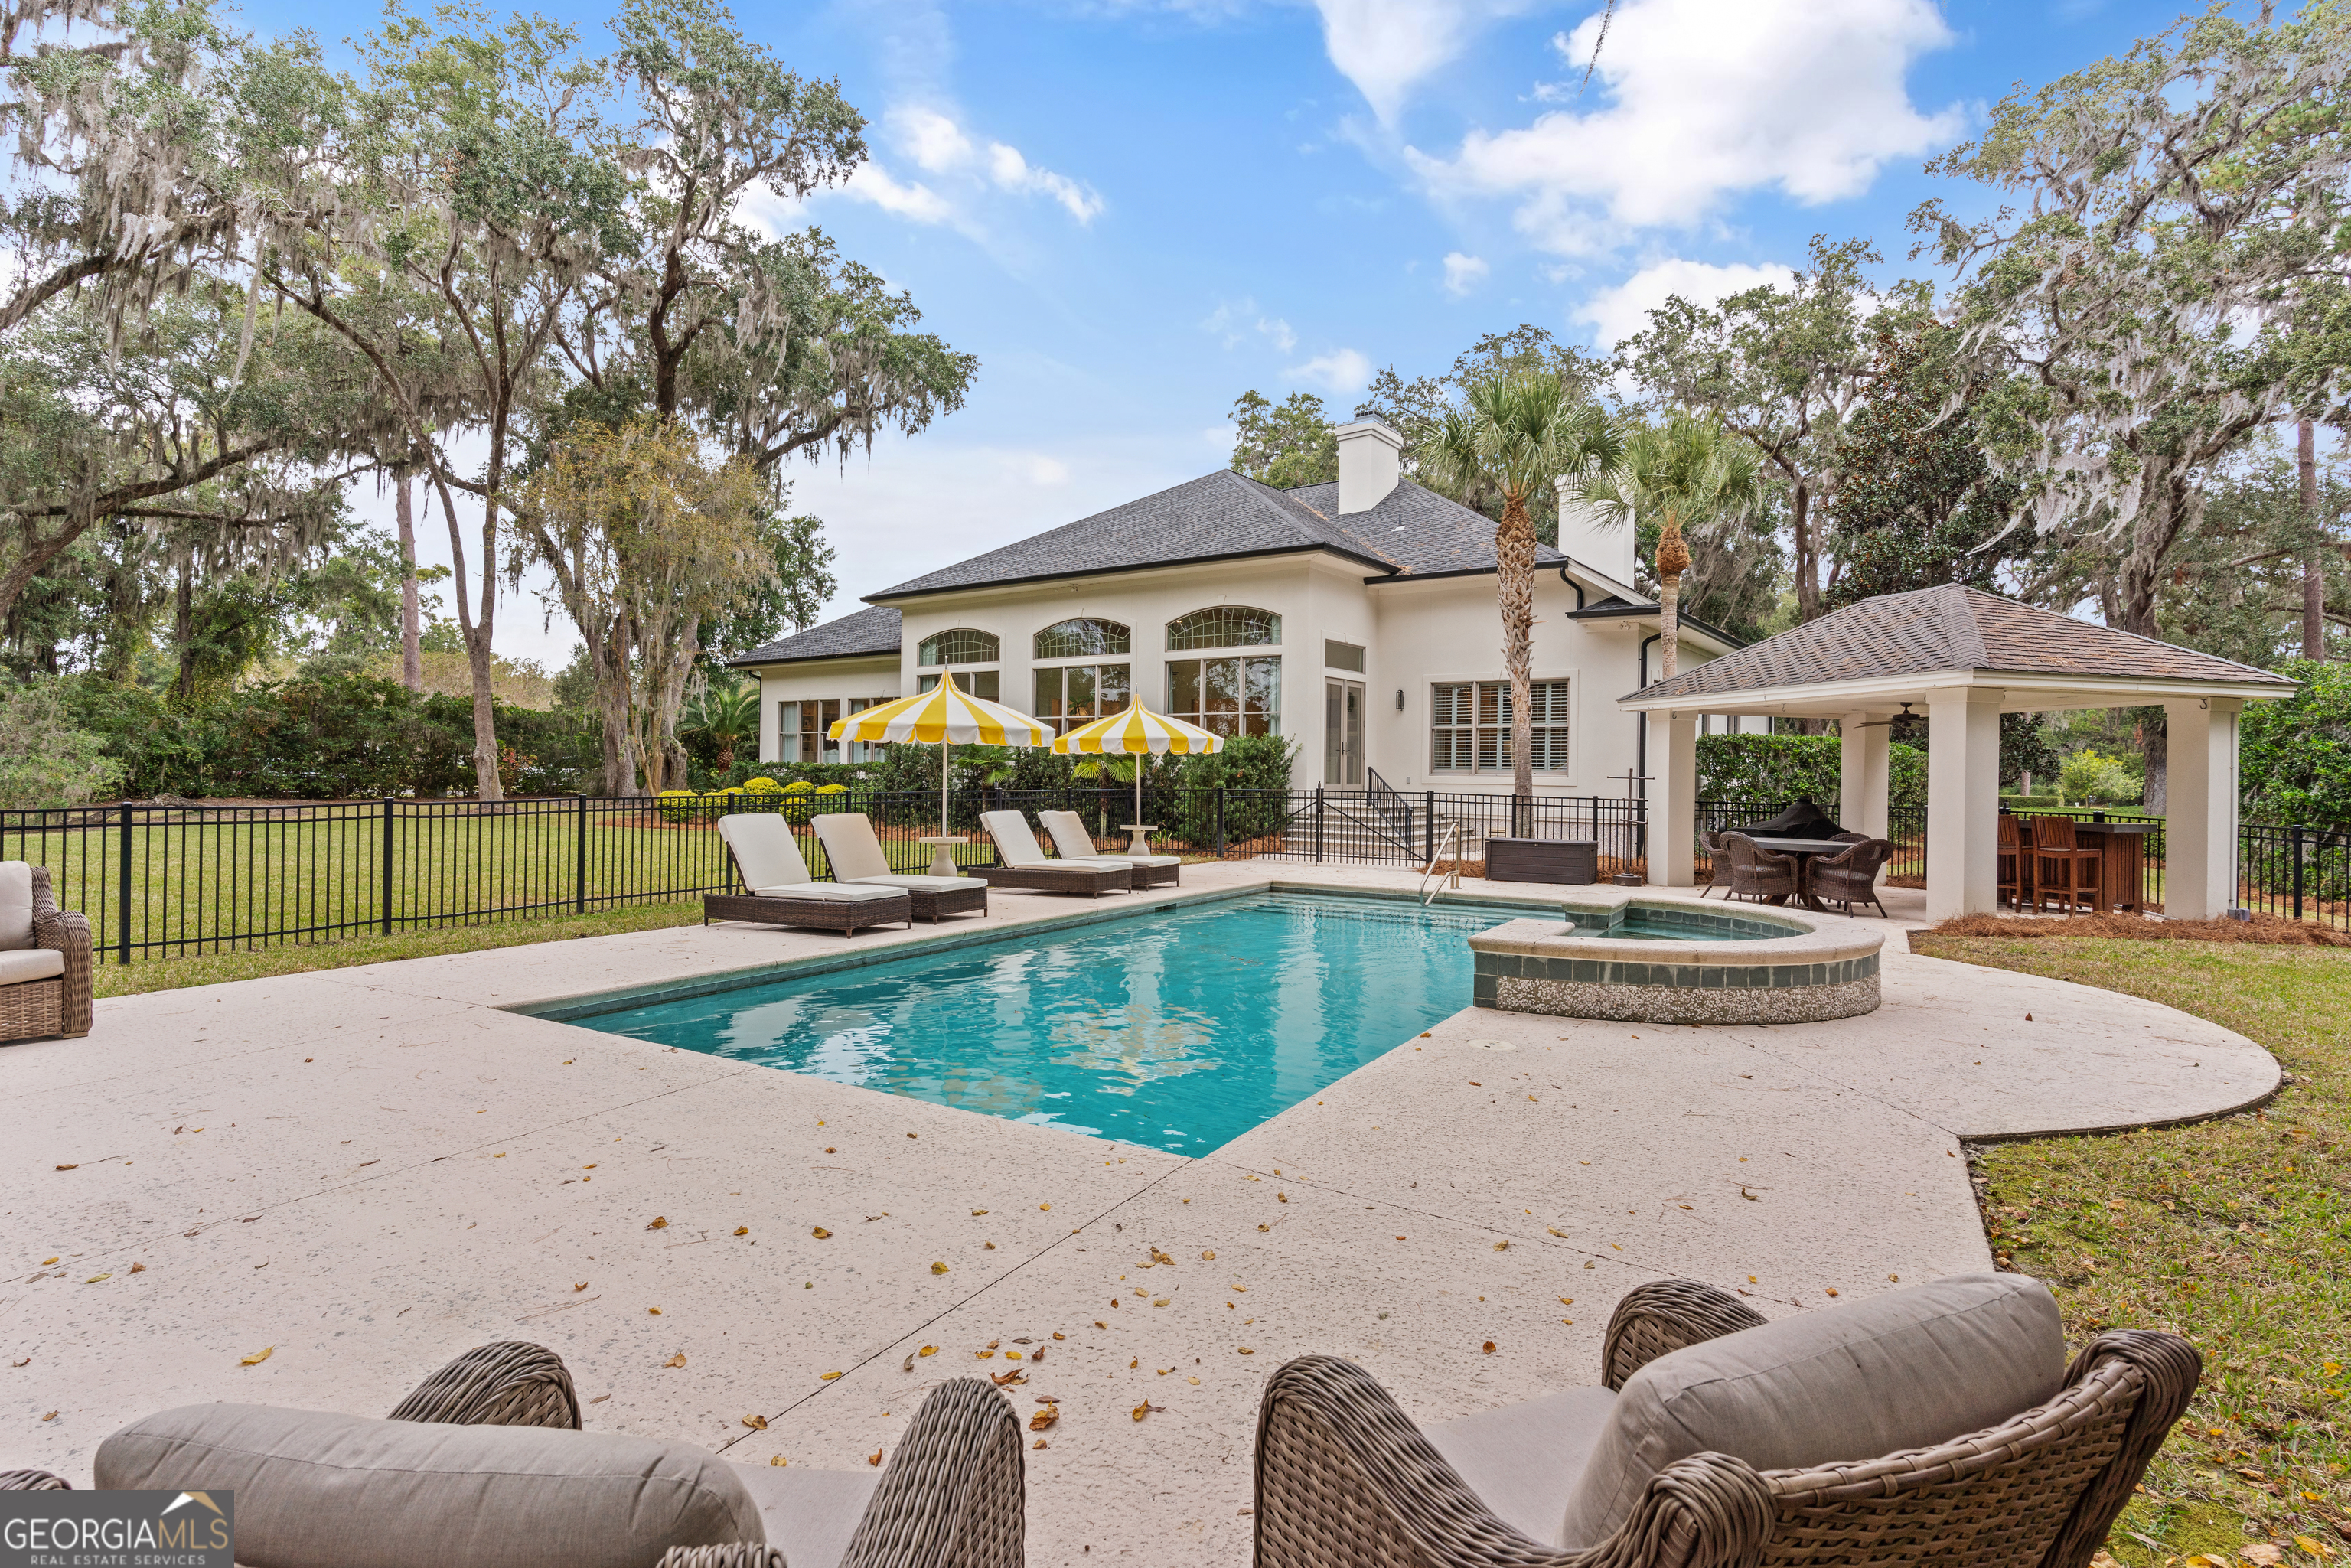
[1743,836,1852,914]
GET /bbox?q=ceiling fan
[1860,702,1922,728]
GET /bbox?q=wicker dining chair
[1694,833,1726,899]
[1807,837,1894,918]
[1,863,93,1043]
[2030,815,2105,914]
[1716,833,1798,905]
[1253,1276,2199,1568]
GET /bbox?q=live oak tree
[1619,237,1922,622]
[1228,390,1338,488]
[1420,372,1620,803]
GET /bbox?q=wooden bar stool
[2030,813,2104,914]
[1997,813,2031,910]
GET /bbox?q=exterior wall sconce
[1394,689,1405,711]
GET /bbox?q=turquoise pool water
[579,892,1554,1155]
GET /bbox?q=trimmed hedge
[1696,733,1925,811]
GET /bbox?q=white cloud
[1286,347,1374,396]
[1203,299,1297,353]
[1410,0,1962,252]
[842,161,956,226]
[1313,0,1529,122]
[862,105,1104,227]
[1575,257,1795,350]
[1441,251,1489,295]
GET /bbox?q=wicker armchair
[62,1342,1023,1568]
[1715,833,1798,905]
[1253,1278,2199,1568]
[2,864,93,1042]
[1694,833,1726,899]
[1806,837,1894,918]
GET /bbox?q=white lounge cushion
[731,1461,882,1568]
[748,882,907,903]
[719,814,814,888]
[810,813,897,881]
[979,810,1049,866]
[0,947,65,985]
[1034,810,1172,868]
[0,861,31,950]
[1425,1384,1618,1545]
[851,875,975,892]
[1556,1273,2066,1549]
[96,1403,763,1568]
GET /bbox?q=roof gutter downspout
[1557,565,1585,611]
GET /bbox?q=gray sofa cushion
[0,861,31,950]
[96,1403,762,1568]
[1556,1274,2065,1549]
[731,1461,881,1568]
[1425,1384,1617,1544]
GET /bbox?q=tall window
[1034,618,1130,659]
[1430,681,1570,774]
[1166,607,1280,650]
[1168,656,1281,737]
[915,628,1000,667]
[781,697,891,764]
[1034,663,1131,733]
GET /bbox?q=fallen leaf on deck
[820,1371,843,1381]
[1276,1192,1287,1203]
[1006,1350,1022,1361]
[734,1227,749,1237]
[813,1227,833,1239]
[41,1411,57,1421]
[575,1283,588,1291]
[647,1217,668,1231]
[648,1307,662,1315]
[902,1353,915,1372]
[1052,1332,1065,1340]
[85,1273,110,1283]
[742,1414,768,1429]
[1029,1408,1058,1431]
[991,1369,1025,1387]
[1238,1347,1254,1355]
[240,1347,273,1366]
[664,1353,687,1368]
[1039,1203,1051,1211]
[976,1351,996,1359]
[1482,1341,1496,1354]
[868,1449,883,1465]
[55,1164,76,1171]
[41,1257,57,1266]
[1131,1403,1159,1421]
[1257,1224,1270,1232]
[1494,1240,1509,1251]
[769,1456,787,1467]
[824,1147,836,1153]
[931,1261,949,1274]
[973,1208,989,1215]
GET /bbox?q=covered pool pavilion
[1621,585,2300,920]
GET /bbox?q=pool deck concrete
[2,863,2278,1564]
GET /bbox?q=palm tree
[1577,413,1764,681]
[680,678,761,776]
[1420,372,1621,801]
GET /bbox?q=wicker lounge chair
[1038,809,1181,888]
[1716,831,1799,905]
[1808,836,1894,918]
[1,863,93,1042]
[709,815,912,936]
[810,813,990,922]
[975,810,1133,897]
[63,1341,1023,1568]
[1253,1273,2197,1568]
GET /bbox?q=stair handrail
[1420,820,1461,906]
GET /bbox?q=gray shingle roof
[868,471,1564,601]
[728,605,902,667]
[1623,585,2297,703]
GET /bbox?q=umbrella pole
[941,740,951,839]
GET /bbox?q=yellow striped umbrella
[1051,699,1223,825]
[831,672,1051,837]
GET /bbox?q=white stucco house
[729,418,1759,795]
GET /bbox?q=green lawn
[1912,933,2351,1567]
[90,899,709,997]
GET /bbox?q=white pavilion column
[2163,698,2242,920]
[1648,709,1698,888]
[1925,689,2000,918]
[1839,712,1890,839]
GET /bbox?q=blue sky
[272,0,2193,662]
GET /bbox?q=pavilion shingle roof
[1624,585,2296,703]
[868,471,1566,600]
[728,605,902,667]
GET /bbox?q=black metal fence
[8,788,2345,963]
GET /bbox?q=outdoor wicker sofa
[811,811,990,921]
[709,813,914,936]
[10,1340,1024,1568]
[1253,1273,2198,1568]
[976,810,1134,897]
[1038,810,1182,888]
[0,862,92,1042]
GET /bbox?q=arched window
[915,628,1000,667]
[1033,618,1131,660]
[1165,607,1280,651]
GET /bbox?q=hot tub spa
[1467,892,1884,1025]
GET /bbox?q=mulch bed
[1927,912,2350,947]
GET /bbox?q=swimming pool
[578,891,1554,1155]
